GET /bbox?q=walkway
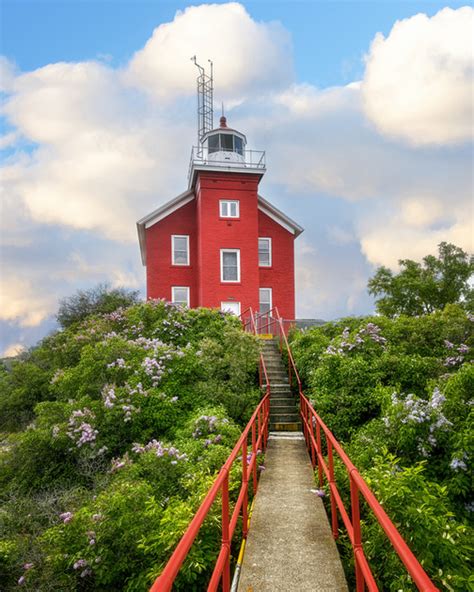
[237,432,348,592]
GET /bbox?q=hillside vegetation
[289,304,473,591]
[0,301,260,591]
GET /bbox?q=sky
[1,0,473,356]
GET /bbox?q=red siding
[258,210,295,320]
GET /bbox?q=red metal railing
[264,306,438,592]
[240,307,271,394]
[149,312,270,591]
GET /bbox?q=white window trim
[258,237,272,267]
[171,286,190,307]
[259,288,272,311]
[219,200,240,218]
[220,248,241,283]
[171,234,190,266]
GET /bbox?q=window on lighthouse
[259,288,272,314]
[258,238,272,267]
[220,200,239,218]
[172,287,190,307]
[221,249,240,282]
[172,235,189,265]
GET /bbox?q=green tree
[56,283,140,328]
[368,242,473,317]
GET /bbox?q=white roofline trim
[257,195,304,237]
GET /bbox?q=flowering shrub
[0,299,260,590]
[290,305,473,589]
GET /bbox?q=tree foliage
[56,284,140,329]
[368,242,473,317]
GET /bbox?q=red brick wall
[195,171,261,313]
[258,210,295,320]
[145,199,198,305]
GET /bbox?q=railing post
[310,410,316,468]
[251,422,257,493]
[327,440,339,540]
[265,393,270,447]
[350,473,364,592]
[242,439,249,538]
[316,422,323,487]
[221,471,231,592]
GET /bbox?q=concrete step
[270,400,298,415]
[270,414,301,424]
[269,421,302,432]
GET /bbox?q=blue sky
[3,1,467,85]
[1,1,472,355]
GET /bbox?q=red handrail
[240,308,271,397]
[267,308,438,592]
[150,393,270,591]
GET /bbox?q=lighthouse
[136,60,303,319]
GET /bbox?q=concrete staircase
[260,338,301,431]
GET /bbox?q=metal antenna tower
[191,56,214,156]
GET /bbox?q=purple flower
[450,457,468,471]
[313,489,326,498]
[60,512,73,524]
[18,576,26,585]
[444,340,454,349]
[73,559,88,570]
[23,563,34,570]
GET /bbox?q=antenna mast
[191,56,214,156]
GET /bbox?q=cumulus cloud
[2,343,26,358]
[1,60,190,241]
[0,276,53,327]
[362,6,474,145]
[295,238,373,319]
[125,3,293,101]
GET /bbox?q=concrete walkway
[237,433,348,592]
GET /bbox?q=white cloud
[359,214,474,270]
[0,276,52,327]
[2,342,26,358]
[125,3,293,101]
[362,7,474,145]
[295,238,373,319]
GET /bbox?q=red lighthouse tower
[137,61,303,319]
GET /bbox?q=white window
[259,288,272,314]
[220,200,240,218]
[172,235,189,265]
[221,301,241,316]
[220,249,240,282]
[258,238,272,267]
[172,287,190,307]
